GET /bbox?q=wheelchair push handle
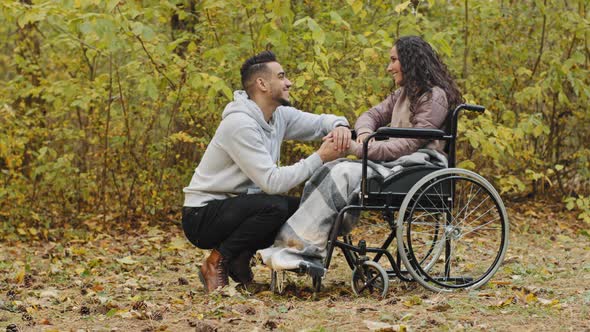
[449,104,485,140]
[456,103,485,113]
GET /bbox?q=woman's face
[387,46,403,86]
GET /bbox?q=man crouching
[182,51,351,292]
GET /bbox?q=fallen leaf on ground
[428,303,451,312]
[364,320,406,331]
[538,298,559,306]
[116,256,138,265]
[39,289,59,298]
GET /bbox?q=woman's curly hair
[395,36,463,110]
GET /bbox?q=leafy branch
[136,35,177,90]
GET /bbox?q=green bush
[1,0,588,226]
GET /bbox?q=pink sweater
[352,87,449,161]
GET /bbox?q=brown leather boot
[198,249,229,293]
[228,251,254,284]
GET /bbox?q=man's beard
[272,88,291,107]
[279,98,291,107]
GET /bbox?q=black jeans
[182,194,299,260]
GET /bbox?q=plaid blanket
[259,149,447,272]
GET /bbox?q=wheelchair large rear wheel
[396,168,509,292]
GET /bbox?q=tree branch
[136,35,177,90]
[205,9,220,46]
[462,0,469,79]
[531,0,547,78]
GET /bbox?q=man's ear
[255,77,268,92]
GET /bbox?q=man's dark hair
[240,51,277,96]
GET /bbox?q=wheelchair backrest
[443,104,485,168]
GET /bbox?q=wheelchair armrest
[360,127,449,204]
[374,127,447,140]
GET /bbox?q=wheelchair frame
[270,104,509,297]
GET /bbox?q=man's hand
[317,139,345,163]
[323,126,352,152]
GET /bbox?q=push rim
[397,168,509,292]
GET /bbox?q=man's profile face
[265,62,292,107]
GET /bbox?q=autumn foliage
[1,0,589,231]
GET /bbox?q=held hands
[346,131,374,156]
[318,128,376,161]
[322,126,352,152]
[317,139,345,163]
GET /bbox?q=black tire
[351,261,389,298]
[397,169,509,292]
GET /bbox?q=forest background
[0,0,589,235]
[1,0,590,330]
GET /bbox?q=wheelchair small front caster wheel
[351,261,389,298]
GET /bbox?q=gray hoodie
[183,90,349,207]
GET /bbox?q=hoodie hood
[222,90,272,132]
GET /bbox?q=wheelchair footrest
[298,261,326,279]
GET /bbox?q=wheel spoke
[398,170,509,292]
[351,262,388,298]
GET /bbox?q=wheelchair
[270,104,509,297]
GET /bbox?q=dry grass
[1,201,589,331]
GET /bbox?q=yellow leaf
[167,237,188,251]
[395,1,411,13]
[524,293,537,304]
[496,296,515,307]
[14,267,25,284]
[117,256,138,265]
[169,131,196,144]
[457,160,476,170]
[71,247,87,256]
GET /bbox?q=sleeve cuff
[333,118,350,128]
[306,152,324,168]
[351,143,363,158]
[355,127,373,135]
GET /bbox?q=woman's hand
[347,139,360,156]
[356,132,374,144]
[323,126,352,152]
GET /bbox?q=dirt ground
[1,201,589,331]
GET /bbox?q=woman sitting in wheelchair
[261,35,463,276]
[262,35,509,296]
